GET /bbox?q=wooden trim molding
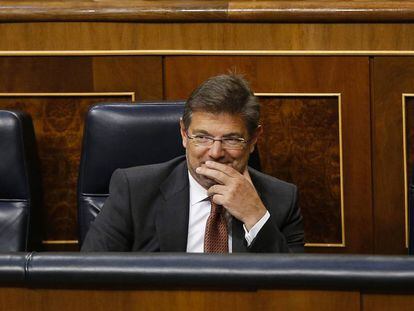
[2,50,414,57]
[403,94,412,249]
[1,1,414,23]
[0,92,136,101]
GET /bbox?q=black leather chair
[77,102,261,244]
[77,102,186,244]
[0,110,42,251]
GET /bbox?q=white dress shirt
[186,172,270,253]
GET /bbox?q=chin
[198,175,216,189]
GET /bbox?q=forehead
[189,111,248,135]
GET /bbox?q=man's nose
[208,140,225,159]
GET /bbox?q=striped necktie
[204,198,228,253]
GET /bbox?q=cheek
[187,145,205,162]
[231,151,250,169]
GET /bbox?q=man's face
[180,111,259,189]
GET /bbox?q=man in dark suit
[81,74,304,253]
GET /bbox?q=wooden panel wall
[0,288,361,311]
[3,53,413,254]
[372,57,414,254]
[0,95,132,242]
[0,56,163,245]
[363,293,414,311]
[2,287,414,311]
[0,54,376,253]
[258,96,342,245]
[4,23,414,51]
[0,2,412,252]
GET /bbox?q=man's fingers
[204,161,239,177]
[207,184,226,197]
[210,193,225,206]
[196,166,230,184]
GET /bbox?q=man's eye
[194,135,211,142]
[224,138,242,145]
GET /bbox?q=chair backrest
[77,102,186,243]
[77,102,261,244]
[0,110,41,251]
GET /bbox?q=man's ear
[249,125,263,153]
[180,119,188,149]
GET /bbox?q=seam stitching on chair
[25,251,34,282]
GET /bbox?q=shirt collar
[188,171,209,206]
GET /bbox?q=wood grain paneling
[0,57,93,92]
[363,293,414,311]
[371,58,414,254]
[4,22,414,51]
[92,56,163,99]
[259,290,360,311]
[1,288,257,311]
[0,95,132,241]
[0,288,360,311]
[11,287,414,311]
[0,56,163,244]
[259,96,342,244]
[164,56,371,253]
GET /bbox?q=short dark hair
[182,74,260,136]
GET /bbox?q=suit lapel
[156,161,189,252]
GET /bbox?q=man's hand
[195,161,267,230]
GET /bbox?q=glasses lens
[188,133,246,149]
[222,139,245,149]
[193,136,212,146]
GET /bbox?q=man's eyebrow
[222,132,244,138]
[191,129,244,138]
[191,129,210,135]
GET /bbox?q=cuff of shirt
[243,211,270,246]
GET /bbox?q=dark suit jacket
[81,156,304,253]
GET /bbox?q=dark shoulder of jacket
[116,155,186,184]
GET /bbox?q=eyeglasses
[186,131,248,150]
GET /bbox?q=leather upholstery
[11,252,414,290]
[0,253,27,284]
[77,102,261,244]
[77,102,186,243]
[0,110,41,251]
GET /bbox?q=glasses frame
[185,131,249,150]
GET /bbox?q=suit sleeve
[81,169,133,251]
[248,185,304,253]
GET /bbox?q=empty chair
[0,110,42,251]
[77,102,261,245]
[77,102,185,244]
